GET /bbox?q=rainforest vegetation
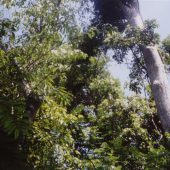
[0,0,170,169]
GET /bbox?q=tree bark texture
[129,5,170,132]
[93,0,170,132]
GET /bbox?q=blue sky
[2,0,170,91]
[140,0,170,39]
[109,0,170,90]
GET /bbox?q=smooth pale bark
[130,11,170,132]
[93,0,170,132]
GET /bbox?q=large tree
[1,0,170,169]
[93,0,170,133]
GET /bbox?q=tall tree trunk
[127,4,170,132]
[93,0,170,132]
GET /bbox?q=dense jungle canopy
[0,0,170,169]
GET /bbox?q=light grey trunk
[130,12,170,132]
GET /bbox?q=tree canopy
[0,0,170,169]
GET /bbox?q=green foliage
[0,1,170,170]
[102,20,159,93]
[162,36,170,54]
[161,35,170,65]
